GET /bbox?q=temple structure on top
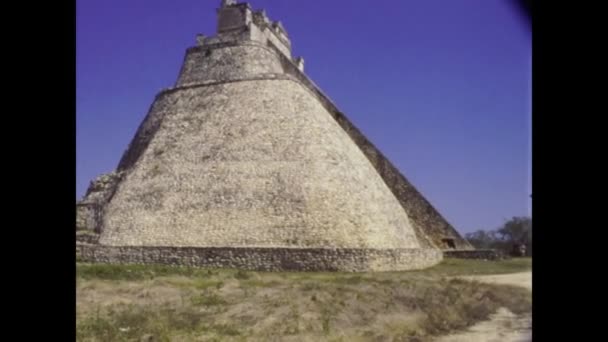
[200,0,301,67]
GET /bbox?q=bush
[466,216,532,256]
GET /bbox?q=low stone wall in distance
[443,249,505,260]
[76,245,443,272]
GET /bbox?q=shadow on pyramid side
[76,1,472,272]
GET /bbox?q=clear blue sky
[77,0,531,234]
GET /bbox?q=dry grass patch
[77,259,531,341]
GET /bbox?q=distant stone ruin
[76,1,473,272]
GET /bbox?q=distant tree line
[465,216,532,257]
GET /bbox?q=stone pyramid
[76,1,472,272]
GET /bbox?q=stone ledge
[159,73,292,98]
[76,245,442,272]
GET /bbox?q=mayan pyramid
[76,0,473,272]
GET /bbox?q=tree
[465,230,497,249]
[498,216,532,245]
[465,216,532,256]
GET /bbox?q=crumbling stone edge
[76,245,443,272]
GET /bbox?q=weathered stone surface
[76,245,442,272]
[76,204,96,232]
[76,231,100,245]
[100,78,422,250]
[175,43,283,87]
[76,171,123,232]
[264,40,473,251]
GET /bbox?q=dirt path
[434,271,532,342]
[456,272,532,291]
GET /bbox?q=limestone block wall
[216,2,292,59]
[117,96,176,172]
[327,122,473,250]
[76,231,100,245]
[94,37,471,251]
[218,5,251,33]
[175,43,284,87]
[268,47,473,251]
[100,78,424,251]
[261,26,291,58]
[76,204,97,231]
[77,245,442,272]
[76,171,123,233]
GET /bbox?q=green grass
[76,258,532,341]
[407,257,532,276]
[190,292,227,306]
[76,258,531,282]
[77,304,240,342]
[77,263,229,281]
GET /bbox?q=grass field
[76,258,532,341]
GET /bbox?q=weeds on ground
[76,259,532,341]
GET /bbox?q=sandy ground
[456,272,532,291]
[434,272,532,342]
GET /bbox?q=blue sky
[76,0,531,234]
